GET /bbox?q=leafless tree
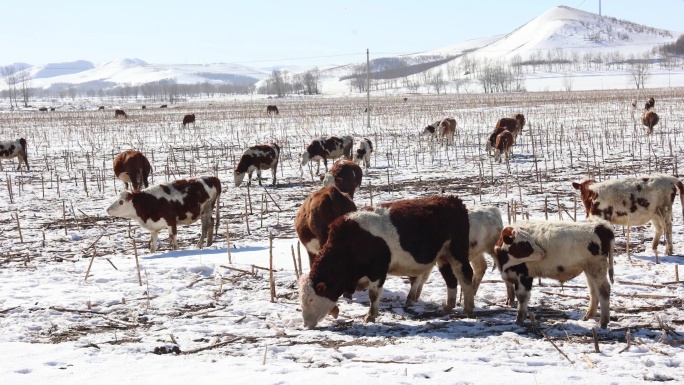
[2,65,18,108]
[16,69,32,107]
[628,54,651,89]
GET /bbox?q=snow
[0,89,683,384]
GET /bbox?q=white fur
[300,137,347,175]
[234,146,279,187]
[353,138,373,169]
[321,173,335,187]
[299,274,336,329]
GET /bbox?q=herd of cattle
[1,97,676,330]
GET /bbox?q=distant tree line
[256,68,321,97]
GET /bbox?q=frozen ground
[0,89,682,384]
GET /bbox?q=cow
[114,109,127,118]
[437,117,457,144]
[494,130,515,163]
[182,114,196,128]
[493,220,615,329]
[403,97,408,102]
[641,110,659,135]
[645,97,655,111]
[113,149,152,191]
[38,107,48,112]
[266,105,279,115]
[485,127,507,155]
[353,137,373,169]
[142,105,147,110]
[98,106,105,110]
[106,176,221,253]
[495,114,526,140]
[233,143,280,187]
[160,104,168,108]
[321,159,362,198]
[572,174,684,257]
[299,195,473,329]
[0,138,29,171]
[422,120,441,138]
[295,186,358,267]
[300,136,353,175]
[49,107,55,112]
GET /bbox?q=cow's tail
[608,241,614,285]
[19,138,27,154]
[677,180,684,223]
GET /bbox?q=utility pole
[366,49,371,128]
[599,0,602,16]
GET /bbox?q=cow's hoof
[363,314,376,323]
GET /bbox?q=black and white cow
[494,220,615,329]
[300,136,353,175]
[299,195,472,328]
[233,143,280,187]
[0,138,29,171]
[353,137,373,169]
[106,176,221,252]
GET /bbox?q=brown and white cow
[494,130,514,163]
[113,149,152,191]
[437,117,456,144]
[300,136,353,175]
[114,109,127,118]
[641,110,659,135]
[182,114,196,128]
[0,138,29,171]
[572,174,684,256]
[495,114,525,139]
[299,195,472,328]
[353,137,373,169]
[494,220,615,329]
[295,185,358,267]
[321,159,363,198]
[106,176,221,253]
[234,143,280,187]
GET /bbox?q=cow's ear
[503,235,514,245]
[571,182,581,190]
[315,282,327,295]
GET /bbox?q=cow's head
[106,190,135,218]
[493,227,546,272]
[571,179,596,216]
[299,274,338,329]
[321,173,337,187]
[300,152,311,167]
[422,125,436,136]
[233,169,247,187]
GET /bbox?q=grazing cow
[233,143,280,187]
[494,220,615,329]
[113,149,152,191]
[142,105,147,110]
[485,127,507,155]
[321,159,363,198]
[495,114,526,140]
[0,138,29,171]
[299,195,472,328]
[353,137,373,169]
[182,114,196,128]
[106,176,221,253]
[572,174,684,256]
[645,97,655,111]
[160,104,168,108]
[266,105,279,115]
[98,106,105,110]
[300,136,353,175]
[641,110,659,134]
[422,120,441,138]
[295,186,358,267]
[114,109,127,118]
[403,97,408,102]
[494,130,515,163]
[437,117,457,144]
[38,107,48,112]
[50,107,55,112]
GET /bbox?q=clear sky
[2,0,683,68]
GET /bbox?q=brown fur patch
[113,149,152,191]
[325,159,363,198]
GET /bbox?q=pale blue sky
[3,0,683,67]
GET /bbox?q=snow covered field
[0,89,683,384]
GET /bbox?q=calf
[421,120,441,137]
[321,159,363,198]
[295,186,357,267]
[437,117,456,144]
[485,127,506,155]
[494,220,615,328]
[233,143,280,187]
[299,195,472,328]
[0,138,29,171]
[572,174,684,256]
[353,137,373,169]
[494,130,514,163]
[114,109,127,118]
[113,149,152,191]
[300,136,353,175]
[182,113,196,127]
[106,176,221,252]
[266,105,279,115]
[641,110,659,134]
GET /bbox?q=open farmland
[0,89,683,383]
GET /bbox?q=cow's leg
[505,282,516,307]
[197,206,212,249]
[169,224,179,250]
[256,168,263,186]
[149,231,159,252]
[437,259,458,313]
[660,207,674,255]
[514,275,533,326]
[271,163,278,186]
[365,280,383,322]
[583,272,600,321]
[247,171,253,186]
[446,257,475,316]
[21,155,29,171]
[405,270,431,307]
[470,253,487,295]
[597,276,611,329]
[323,158,329,173]
[315,160,321,175]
